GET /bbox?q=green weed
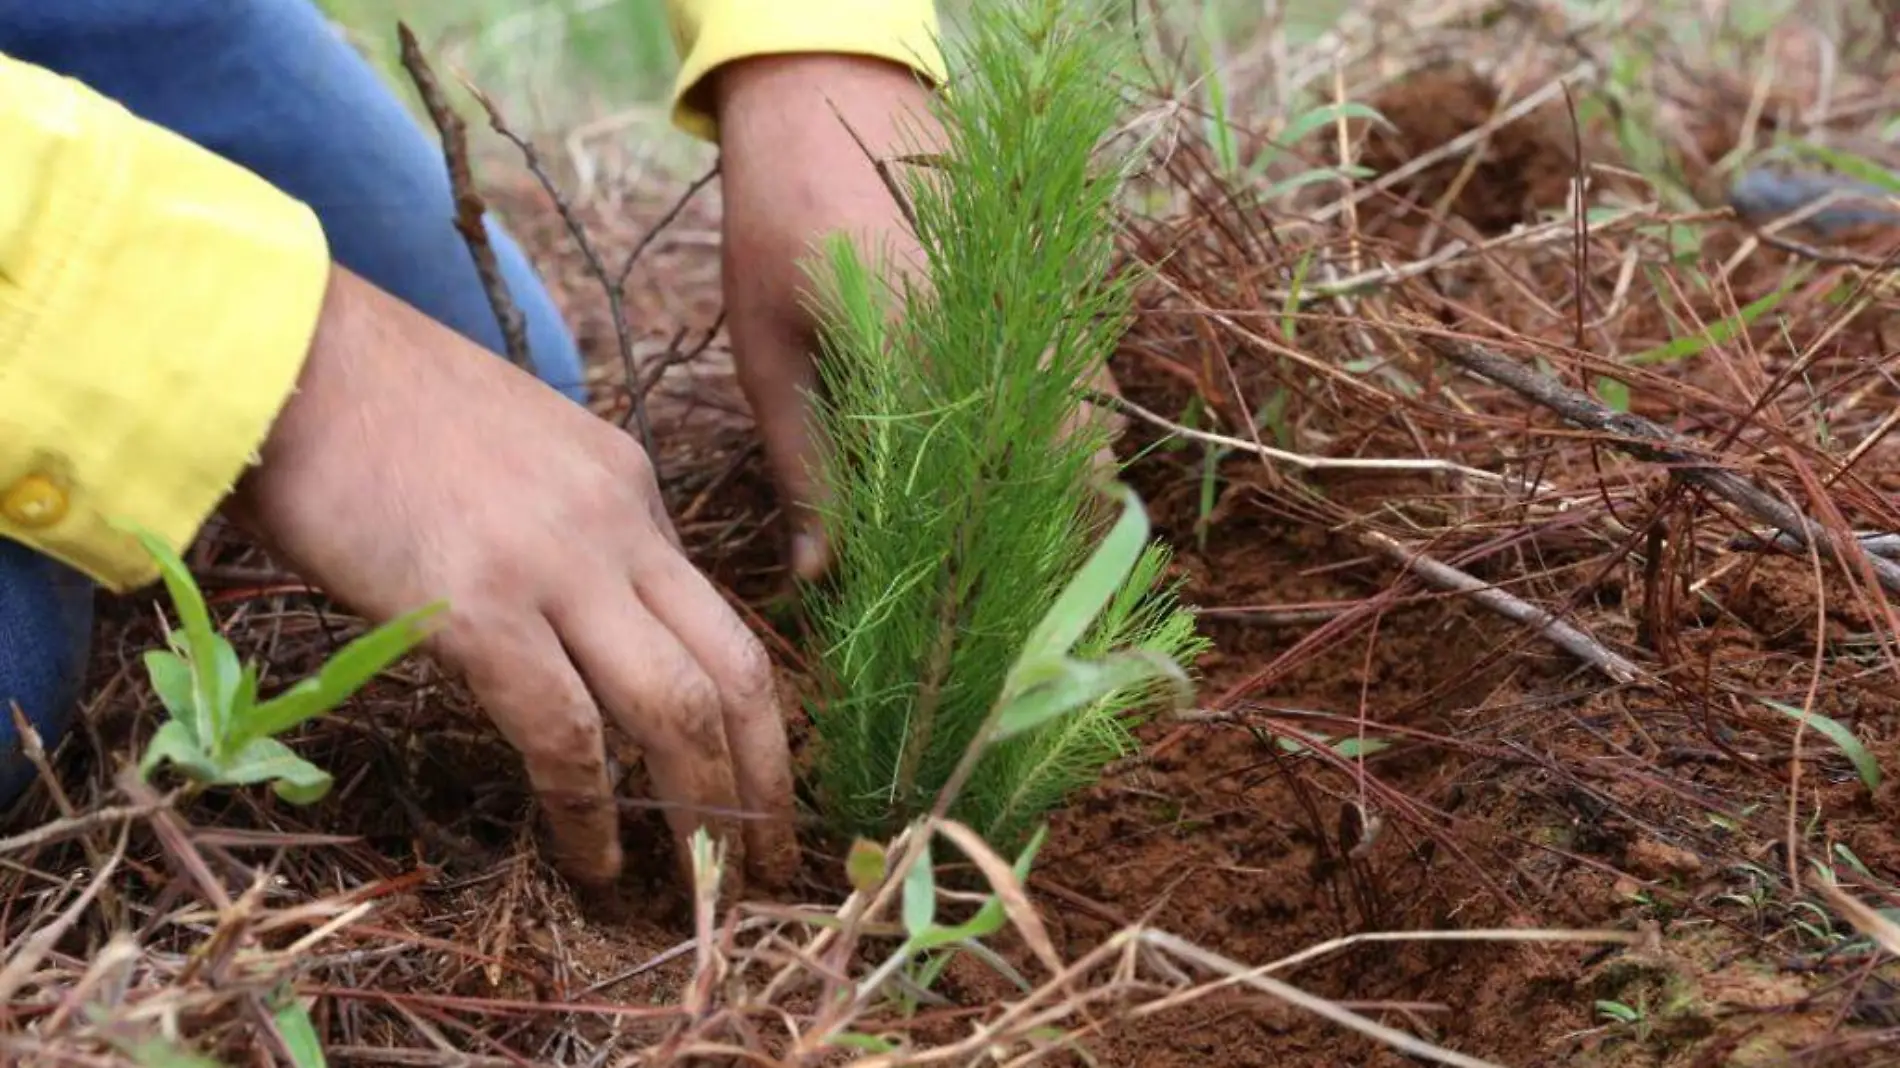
[1758,697,1883,794]
[126,526,444,805]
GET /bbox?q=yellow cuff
[666,0,947,142]
[0,53,330,592]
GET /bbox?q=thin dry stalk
[1359,529,1642,683]
[1407,317,1900,597]
[396,23,532,371]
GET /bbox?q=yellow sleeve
[664,0,947,142]
[0,51,330,593]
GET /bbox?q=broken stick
[1359,531,1641,685]
[397,23,532,371]
[1410,320,1900,597]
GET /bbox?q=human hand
[711,53,938,583]
[227,265,797,893]
[712,55,1127,583]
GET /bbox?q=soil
[9,51,1900,1068]
[460,64,1900,1061]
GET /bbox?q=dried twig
[396,23,532,370]
[1089,387,1541,492]
[1410,320,1900,597]
[452,77,659,463]
[626,314,726,433]
[615,164,721,291]
[454,82,724,471]
[1756,229,1900,270]
[825,98,923,235]
[1359,530,1641,684]
[1728,528,1900,559]
[0,796,175,855]
[0,826,125,1003]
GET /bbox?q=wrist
[710,53,937,154]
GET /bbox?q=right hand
[226,265,797,893]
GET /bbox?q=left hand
[712,53,938,584]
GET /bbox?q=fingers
[630,543,800,888]
[729,320,835,583]
[442,612,623,889]
[549,585,751,885]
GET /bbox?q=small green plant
[834,821,1048,1029]
[1759,697,1883,794]
[823,491,1196,1020]
[127,526,444,804]
[798,0,1208,848]
[92,980,328,1068]
[1595,995,1653,1042]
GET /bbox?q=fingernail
[791,531,828,581]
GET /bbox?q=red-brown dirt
[7,47,1900,1068]
[462,53,1900,1061]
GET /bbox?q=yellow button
[2,475,69,528]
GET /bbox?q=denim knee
[0,545,95,808]
[0,0,589,400]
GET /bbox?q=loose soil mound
[7,7,1900,1066]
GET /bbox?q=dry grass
[7,0,1900,1065]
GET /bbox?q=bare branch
[1359,529,1641,684]
[1410,319,1900,597]
[396,23,532,371]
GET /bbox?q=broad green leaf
[1200,41,1237,176]
[1730,0,1795,37]
[129,528,217,658]
[128,527,226,745]
[267,984,328,1068]
[1281,249,1315,339]
[1834,843,1873,878]
[1784,143,1900,194]
[992,649,1189,743]
[143,649,195,720]
[1278,102,1388,147]
[1596,377,1631,412]
[107,1033,227,1068]
[219,736,335,804]
[235,661,261,720]
[915,947,956,991]
[902,838,937,938]
[1761,698,1882,792]
[1275,735,1396,759]
[1261,166,1371,200]
[1008,482,1150,673]
[1596,1000,1641,1024]
[269,762,334,805]
[232,602,446,748]
[138,719,217,782]
[202,635,246,751]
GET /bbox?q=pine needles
[799,0,1208,848]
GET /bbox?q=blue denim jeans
[0,0,588,807]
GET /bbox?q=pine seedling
[798,0,1208,847]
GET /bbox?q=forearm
[0,49,329,592]
[663,0,946,141]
